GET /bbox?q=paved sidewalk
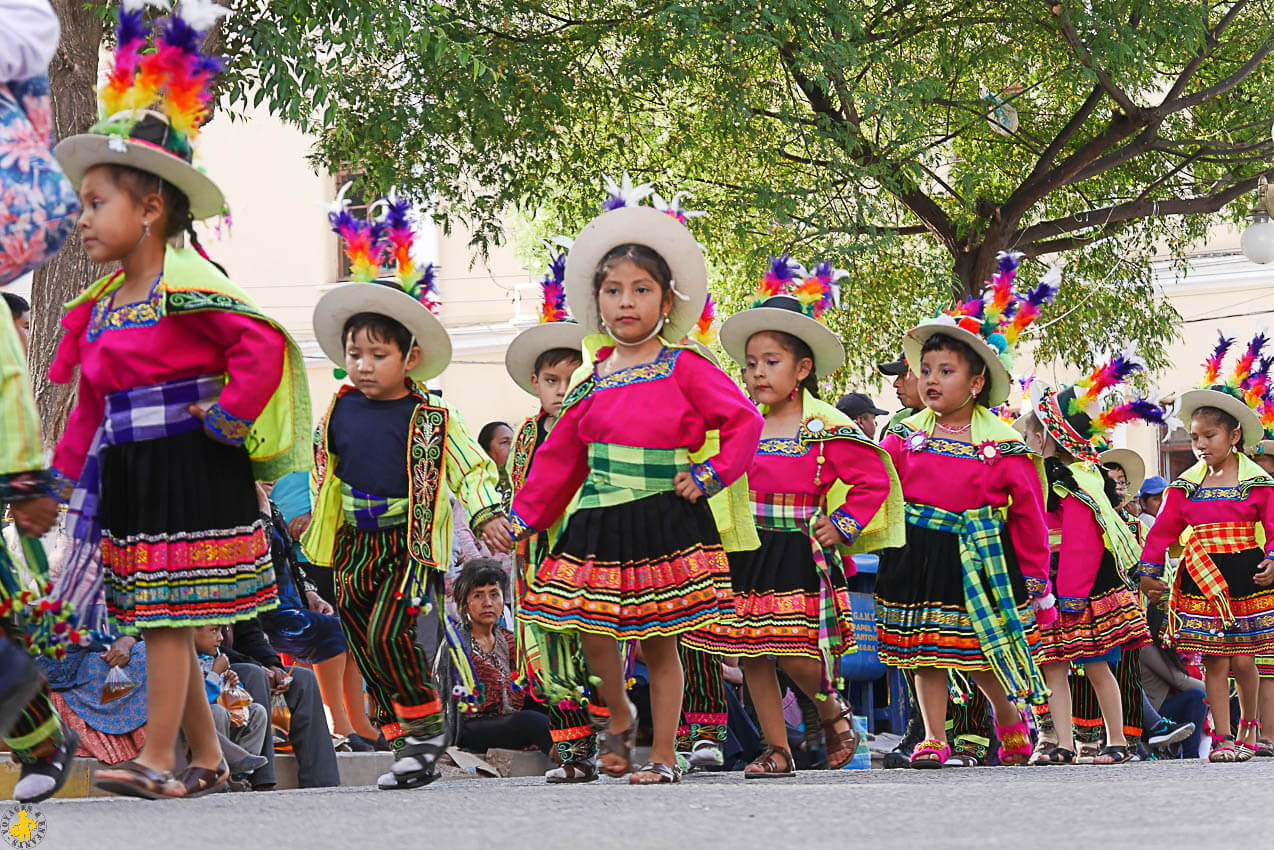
[23,759,1268,850]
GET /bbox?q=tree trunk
[29,2,105,448]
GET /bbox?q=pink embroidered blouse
[1138,484,1274,575]
[510,346,763,532]
[1044,496,1107,608]
[49,275,285,481]
[880,431,1051,595]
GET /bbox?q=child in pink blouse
[487,193,763,784]
[48,3,309,799]
[1138,393,1274,761]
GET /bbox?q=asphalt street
[18,759,1274,850]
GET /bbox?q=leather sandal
[1036,746,1075,765]
[1092,745,1133,764]
[821,700,861,770]
[629,761,681,785]
[94,759,186,799]
[545,760,599,784]
[181,758,230,798]
[744,745,796,779]
[596,700,637,778]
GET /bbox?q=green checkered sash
[577,443,690,510]
[751,491,853,692]
[340,482,409,529]
[904,502,1048,705]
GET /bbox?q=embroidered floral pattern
[508,511,532,541]
[594,347,680,390]
[829,508,862,543]
[1057,596,1088,613]
[976,440,1002,465]
[691,460,725,497]
[0,76,79,285]
[1024,576,1049,597]
[904,430,929,453]
[1133,561,1164,579]
[203,403,251,445]
[87,274,165,341]
[757,437,806,456]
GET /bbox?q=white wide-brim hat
[1099,447,1146,497]
[504,322,589,395]
[54,111,225,221]
[1175,387,1264,448]
[564,206,707,341]
[313,282,452,381]
[1251,439,1274,459]
[719,299,846,374]
[903,322,1012,406]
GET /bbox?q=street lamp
[1241,176,1274,264]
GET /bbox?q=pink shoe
[909,738,951,769]
[997,719,1032,766]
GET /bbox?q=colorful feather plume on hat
[1070,345,1145,414]
[601,173,655,211]
[1202,331,1235,386]
[755,255,804,307]
[98,1,228,153]
[327,183,381,283]
[652,191,705,226]
[1229,330,1267,390]
[539,250,569,324]
[378,193,439,314]
[691,293,718,345]
[793,261,844,320]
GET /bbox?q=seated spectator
[1141,605,1208,758]
[194,625,271,786]
[222,615,341,789]
[453,559,551,755]
[38,636,147,765]
[256,483,382,752]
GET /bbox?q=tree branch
[1015,167,1274,245]
[1160,0,1250,104]
[1053,6,1140,116]
[1161,33,1274,115]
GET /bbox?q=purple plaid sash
[51,374,225,635]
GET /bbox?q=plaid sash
[50,374,224,636]
[905,502,1048,705]
[751,491,852,691]
[1168,522,1257,641]
[577,443,690,510]
[339,483,408,530]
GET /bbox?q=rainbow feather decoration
[1229,330,1267,389]
[1087,398,1167,434]
[1202,330,1235,385]
[151,2,227,146]
[1070,345,1145,414]
[793,261,843,319]
[413,263,441,315]
[538,251,569,324]
[101,2,163,119]
[1258,390,1274,438]
[691,293,717,345]
[755,255,804,306]
[1003,274,1060,344]
[328,182,381,283]
[981,252,1022,326]
[381,191,417,290]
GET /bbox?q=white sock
[14,771,56,802]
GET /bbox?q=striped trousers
[1072,649,1143,742]
[333,524,441,740]
[678,643,728,746]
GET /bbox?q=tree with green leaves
[31,1,1274,419]
[219,0,1272,382]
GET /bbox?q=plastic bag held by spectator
[271,692,291,734]
[218,682,253,727]
[100,664,137,703]
[0,74,80,285]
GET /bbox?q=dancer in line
[875,253,1058,768]
[304,190,507,789]
[683,256,903,776]
[1137,332,1274,762]
[49,2,311,798]
[1018,351,1159,763]
[488,179,763,784]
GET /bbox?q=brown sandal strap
[745,745,794,775]
[182,759,229,796]
[95,759,185,798]
[822,704,861,768]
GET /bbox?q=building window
[1160,425,1196,480]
